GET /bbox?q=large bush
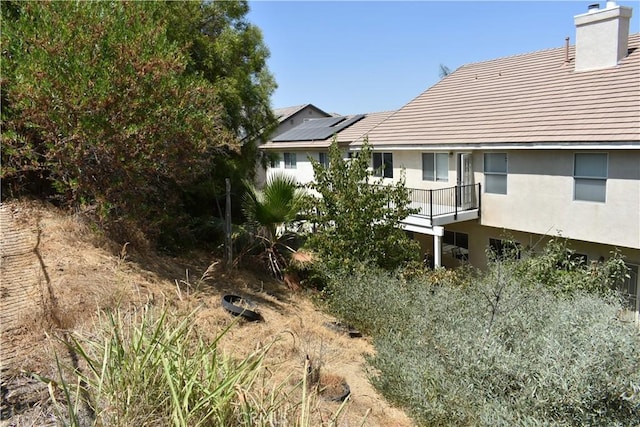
[324,260,640,426]
[1,1,235,238]
[304,139,420,270]
[1,1,277,246]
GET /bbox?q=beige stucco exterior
[480,149,640,250]
[267,149,322,185]
[574,3,633,72]
[386,147,640,265]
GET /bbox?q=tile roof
[365,33,640,147]
[261,111,394,150]
[273,104,330,123]
[335,110,395,144]
[273,104,308,122]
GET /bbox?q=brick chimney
[574,1,633,72]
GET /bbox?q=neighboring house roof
[272,115,366,142]
[365,33,640,148]
[273,104,331,123]
[261,111,395,150]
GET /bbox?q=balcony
[402,184,481,233]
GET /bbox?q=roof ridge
[459,45,567,70]
[458,32,640,69]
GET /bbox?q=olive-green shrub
[325,261,640,426]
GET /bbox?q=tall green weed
[38,306,349,426]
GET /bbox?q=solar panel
[335,114,365,130]
[272,114,366,142]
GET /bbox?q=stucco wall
[267,150,318,185]
[480,150,640,250]
[266,147,639,253]
[389,147,639,264]
[386,150,456,190]
[445,220,640,269]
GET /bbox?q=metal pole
[429,189,433,222]
[454,186,459,220]
[225,178,232,270]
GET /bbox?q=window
[422,153,449,182]
[618,264,638,315]
[569,252,588,265]
[269,156,279,168]
[554,250,588,270]
[484,153,507,194]
[574,153,607,202]
[319,152,329,168]
[444,230,469,260]
[284,153,297,169]
[373,152,393,178]
[489,238,521,260]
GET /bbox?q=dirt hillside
[0,199,414,426]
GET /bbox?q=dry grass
[0,199,413,426]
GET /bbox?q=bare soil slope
[0,199,413,426]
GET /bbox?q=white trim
[348,142,640,151]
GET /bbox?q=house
[260,110,395,185]
[361,1,639,319]
[259,2,639,320]
[255,104,332,186]
[272,104,333,137]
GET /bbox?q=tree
[161,0,278,182]
[242,172,305,278]
[0,1,251,242]
[153,1,280,237]
[305,139,420,270]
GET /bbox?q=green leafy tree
[242,172,305,278]
[305,139,420,270]
[1,1,237,240]
[510,236,630,297]
[161,0,278,186]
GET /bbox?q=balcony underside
[402,208,480,235]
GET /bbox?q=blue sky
[247,1,640,115]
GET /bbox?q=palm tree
[242,172,305,279]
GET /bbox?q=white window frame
[373,152,393,178]
[573,153,607,202]
[284,152,297,169]
[489,237,521,260]
[422,153,449,182]
[443,230,469,261]
[619,263,639,320]
[269,155,279,169]
[319,152,329,168]
[484,153,507,194]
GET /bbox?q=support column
[433,226,444,268]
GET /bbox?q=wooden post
[225,178,232,270]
